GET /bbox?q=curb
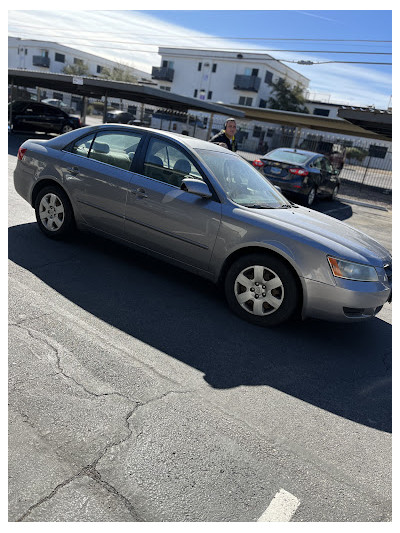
[337,196,389,212]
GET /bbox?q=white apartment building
[151,47,310,109]
[8,36,150,80]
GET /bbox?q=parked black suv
[9,100,81,134]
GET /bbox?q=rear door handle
[67,166,79,175]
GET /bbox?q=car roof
[47,123,232,155]
[268,148,325,158]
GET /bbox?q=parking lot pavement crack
[16,470,84,522]
[11,322,135,404]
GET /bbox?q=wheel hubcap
[39,193,64,231]
[234,265,284,316]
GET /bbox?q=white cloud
[8,9,392,108]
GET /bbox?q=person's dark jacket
[209,130,237,152]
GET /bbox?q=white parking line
[257,488,300,522]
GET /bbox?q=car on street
[252,148,341,206]
[9,100,81,135]
[41,98,76,114]
[13,125,392,326]
[105,109,135,124]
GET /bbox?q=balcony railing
[152,66,174,82]
[234,75,261,92]
[32,56,50,68]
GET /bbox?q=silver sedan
[13,124,392,326]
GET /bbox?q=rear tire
[224,253,299,327]
[34,185,75,239]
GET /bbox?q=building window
[194,89,198,98]
[239,96,253,106]
[259,99,267,109]
[207,91,212,100]
[74,58,84,66]
[55,53,65,63]
[41,50,49,58]
[212,63,217,73]
[198,62,202,71]
[264,71,273,84]
[245,68,259,76]
[96,65,103,74]
[266,129,275,137]
[253,126,262,138]
[368,145,388,158]
[313,108,330,117]
[53,92,64,100]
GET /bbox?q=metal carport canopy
[8,68,245,117]
[226,104,391,141]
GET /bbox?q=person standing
[209,118,238,152]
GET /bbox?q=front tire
[224,253,299,327]
[305,186,317,207]
[34,185,75,239]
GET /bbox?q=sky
[7,5,393,109]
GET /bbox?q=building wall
[153,47,310,108]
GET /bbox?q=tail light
[289,168,308,176]
[17,147,27,161]
[252,159,264,168]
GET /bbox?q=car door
[320,157,338,195]
[61,129,145,238]
[124,136,222,272]
[39,104,66,133]
[17,103,48,132]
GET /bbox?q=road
[8,132,392,522]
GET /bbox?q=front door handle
[136,187,148,198]
[67,166,79,175]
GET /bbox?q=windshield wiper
[280,202,299,209]
[242,204,275,209]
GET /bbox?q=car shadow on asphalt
[9,222,392,433]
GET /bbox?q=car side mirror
[181,178,212,198]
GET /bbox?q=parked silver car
[13,125,392,326]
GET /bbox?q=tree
[62,62,90,76]
[268,78,309,114]
[100,65,138,83]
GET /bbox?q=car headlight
[327,256,378,282]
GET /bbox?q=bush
[345,147,368,162]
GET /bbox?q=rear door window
[88,130,144,171]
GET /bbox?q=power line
[8,23,392,43]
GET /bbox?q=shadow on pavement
[9,222,392,432]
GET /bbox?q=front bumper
[302,277,391,322]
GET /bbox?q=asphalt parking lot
[8,132,392,522]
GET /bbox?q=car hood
[247,204,391,265]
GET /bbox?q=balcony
[234,75,261,92]
[152,66,174,82]
[32,55,50,68]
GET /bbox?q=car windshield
[264,149,310,165]
[196,149,290,208]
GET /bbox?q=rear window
[265,149,310,165]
